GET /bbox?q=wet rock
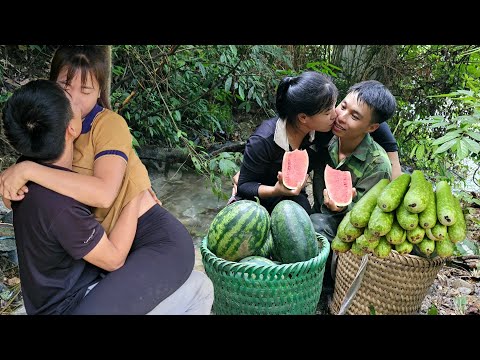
[0,237,16,252]
[451,278,475,291]
[0,202,10,218]
[166,168,183,181]
[1,210,13,224]
[11,304,26,315]
[182,207,198,218]
[3,250,18,265]
[458,287,473,295]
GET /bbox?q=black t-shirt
[371,121,398,153]
[11,164,104,314]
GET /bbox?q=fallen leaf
[6,277,20,286]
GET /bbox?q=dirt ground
[417,207,480,315]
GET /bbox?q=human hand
[275,171,304,196]
[148,187,162,206]
[0,163,30,201]
[231,171,240,196]
[323,187,357,212]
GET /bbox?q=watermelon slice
[282,149,309,190]
[324,164,353,207]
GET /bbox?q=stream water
[149,165,232,247]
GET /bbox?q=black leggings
[71,204,194,314]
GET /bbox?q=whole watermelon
[207,200,270,261]
[256,230,273,258]
[239,256,276,266]
[271,200,318,263]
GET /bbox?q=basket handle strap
[338,253,370,315]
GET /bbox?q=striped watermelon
[256,230,273,258]
[239,256,276,266]
[271,200,318,263]
[207,200,270,261]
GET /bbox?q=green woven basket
[200,233,330,315]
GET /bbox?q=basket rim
[388,249,446,266]
[343,248,446,267]
[200,233,330,275]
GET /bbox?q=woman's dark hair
[49,45,111,109]
[275,71,338,125]
[2,79,72,162]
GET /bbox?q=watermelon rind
[271,200,318,263]
[207,200,270,261]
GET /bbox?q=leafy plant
[428,90,480,160]
[207,152,243,200]
[427,304,438,315]
[402,86,480,207]
[107,45,292,196]
[453,296,467,315]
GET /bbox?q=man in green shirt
[309,80,395,288]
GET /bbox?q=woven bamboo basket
[201,233,330,315]
[330,250,445,315]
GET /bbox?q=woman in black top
[236,71,339,214]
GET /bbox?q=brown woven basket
[330,250,445,315]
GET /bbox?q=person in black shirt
[2,80,213,315]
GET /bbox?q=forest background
[0,45,479,315]
[1,45,478,205]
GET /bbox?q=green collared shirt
[312,133,392,214]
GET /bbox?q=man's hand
[0,163,30,201]
[323,187,357,212]
[387,151,403,180]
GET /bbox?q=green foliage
[2,44,480,201]
[305,60,341,78]
[207,152,243,200]
[400,84,480,207]
[0,90,11,108]
[111,45,289,148]
[455,238,480,256]
[392,46,479,162]
[428,90,480,159]
[275,59,341,79]
[427,304,438,315]
[108,45,290,197]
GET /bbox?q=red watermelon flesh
[324,164,353,207]
[282,149,309,190]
